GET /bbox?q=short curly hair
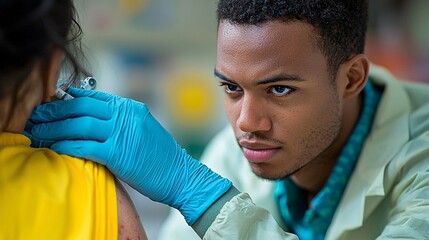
[217,0,368,76]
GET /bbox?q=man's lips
[239,141,281,163]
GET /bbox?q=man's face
[215,20,343,180]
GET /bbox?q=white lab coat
[158,65,429,239]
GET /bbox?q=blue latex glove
[26,88,232,225]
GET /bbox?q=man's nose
[236,95,272,133]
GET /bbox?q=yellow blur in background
[120,0,147,15]
[164,70,216,127]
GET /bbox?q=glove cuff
[180,177,232,225]
[172,157,233,225]
[191,186,240,237]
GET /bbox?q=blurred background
[73,0,429,239]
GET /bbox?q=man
[28,0,429,239]
[159,1,429,239]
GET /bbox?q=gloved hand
[26,88,232,225]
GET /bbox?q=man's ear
[42,48,64,101]
[337,54,369,99]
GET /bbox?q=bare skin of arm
[115,179,148,240]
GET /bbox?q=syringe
[54,87,74,100]
[54,77,97,100]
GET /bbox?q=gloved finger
[30,97,112,123]
[29,137,57,148]
[51,140,108,166]
[24,130,56,148]
[24,119,35,135]
[30,116,113,142]
[67,88,118,102]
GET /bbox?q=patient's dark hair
[0,0,88,98]
[217,0,368,76]
[0,0,88,129]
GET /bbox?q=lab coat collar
[326,65,411,239]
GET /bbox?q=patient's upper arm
[115,179,148,240]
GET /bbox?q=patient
[0,0,146,239]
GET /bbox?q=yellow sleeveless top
[0,133,118,240]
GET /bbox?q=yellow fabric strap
[0,132,31,146]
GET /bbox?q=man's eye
[219,83,242,93]
[270,86,292,96]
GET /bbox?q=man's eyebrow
[214,69,236,84]
[257,75,304,85]
[214,68,304,85]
